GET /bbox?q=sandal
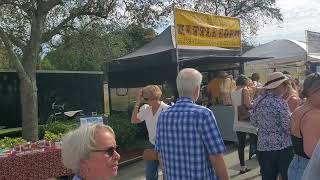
[239,168,251,174]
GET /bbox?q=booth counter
[210,105,237,142]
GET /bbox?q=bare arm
[131,90,142,124]
[302,114,320,157]
[209,154,229,180]
[288,97,300,112]
[243,88,253,109]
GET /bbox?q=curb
[119,156,143,168]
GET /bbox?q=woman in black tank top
[288,73,320,180]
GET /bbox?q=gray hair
[61,124,115,174]
[176,68,202,98]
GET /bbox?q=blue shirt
[251,92,292,151]
[72,175,83,180]
[155,97,226,180]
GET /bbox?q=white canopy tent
[242,39,320,82]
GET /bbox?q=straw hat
[263,72,289,89]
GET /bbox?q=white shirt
[231,89,257,134]
[138,101,169,145]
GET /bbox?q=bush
[108,112,137,150]
[0,137,26,149]
[44,131,63,142]
[39,121,77,139]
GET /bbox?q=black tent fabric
[108,26,267,88]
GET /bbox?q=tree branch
[0,28,30,83]
[42,2,115,43]
[42,14,77,43]
[7,33,27,51]
[0,0,34,17]
[38,0,63,15]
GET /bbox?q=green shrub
[0,137,27,149]
[108,112,137,150]
[39,121,77,139]
[44,131,63,142]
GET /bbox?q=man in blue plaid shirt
[155,68,229,180]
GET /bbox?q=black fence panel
[0,71,104,128]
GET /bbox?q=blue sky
[253,0,320,44]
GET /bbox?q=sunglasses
[143,97,149,101]
[92,145,120,157]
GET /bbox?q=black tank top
[291,108,313,159]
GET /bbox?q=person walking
[251,72,293,180]
[288,73,320,180]
[231,75,257,174]
[251,73,263,88]
[156,68,229,180]
[131,85,169,180]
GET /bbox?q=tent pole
[108,84,112,116]
[174,7,180,73]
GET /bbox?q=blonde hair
[142,85,162,100]
[61,124,115,174]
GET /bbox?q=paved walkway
[112,144,261,180]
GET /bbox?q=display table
[0,148,72,180]
[210,105,237,142]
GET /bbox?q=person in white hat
[250,72,293,180]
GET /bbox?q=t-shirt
[137,101,169,145]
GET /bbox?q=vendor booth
[107,25,268,142]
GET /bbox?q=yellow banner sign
[175,8,241,48]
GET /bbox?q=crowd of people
[58,68,320,180]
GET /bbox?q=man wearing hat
[250,72,293,180]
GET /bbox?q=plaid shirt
[155,97,226,180]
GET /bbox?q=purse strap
[241,88,245,106]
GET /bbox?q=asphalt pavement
[112,144,262,180]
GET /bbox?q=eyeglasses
[92,145,120,157]
[143,97,149,101]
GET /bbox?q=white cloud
[254,0,320,44]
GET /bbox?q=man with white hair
[155,68,229,180]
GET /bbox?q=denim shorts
[288,154,309,180]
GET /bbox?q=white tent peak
[243,39,307,59]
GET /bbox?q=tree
[194,0,282,35]
[43,23,156,71]
[126,0,282,36]
[0,45,11,69]
[0,0,158,141]
[0,0,281,141]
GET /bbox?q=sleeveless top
[291,108,313,159]
[231,88,257,134]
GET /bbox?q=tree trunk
[19,14,44,141]
[20,75,38,141]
